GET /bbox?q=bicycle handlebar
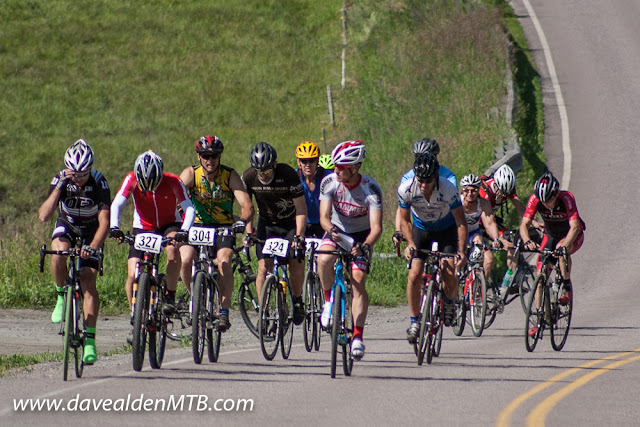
[39,245,84,273]
[407,247,457,270]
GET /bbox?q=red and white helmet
[331,140,365,166]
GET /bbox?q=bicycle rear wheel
[525,277,545,352]
[313,278,323,351]
[259,276,280,361]
[452,283,466,337]
[470,272,487,337]
[330,286,342,378]
[280,282,294,360]
[62,285,73,381]
[342,285,354,376]
[238,274,259,339]
[302,270,315,352]
[417,281,435,366]
[550,281,572,351]
[149,275,167,369]
[431,289,443,359]
[517,267,536,314]
[208,278,222,362]
[483,282,498,329]
[192,271,206,364]
[132,272,150,371]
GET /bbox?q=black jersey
[49,170,111,229]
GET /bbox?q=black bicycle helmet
[249,142,277,170]
[413,152,439,181]
[534,172,559,202]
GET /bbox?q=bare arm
[179,166,195,189]
[229,171,254,232]
[89,209,110,249]
[364,208,383,247]
[319,199,333,234]
[39,188,62,223]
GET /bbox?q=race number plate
[335,232,355,252]
[305,238,322,255]
[262,238,290,258]
[189,226,216,245]
[134,233,163,254]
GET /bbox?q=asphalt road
[2,1,640,425]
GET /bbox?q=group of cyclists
[39,135,584,366]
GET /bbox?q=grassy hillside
[0,0,543,311]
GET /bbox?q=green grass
[0,0,544,311]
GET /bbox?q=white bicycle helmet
[412,138,440,156]
[134,150,164,192]
[331,140,365,166]
[460,174,481,188]
[64,139,94,172]
[493,164,516,196]
[534,172,559,202]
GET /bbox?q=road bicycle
[188,226,240,364]
[409,244,457,366]
[254,236,298,361]
[302,237,323,352]
[235,245,260,339]
[484,229,537,329]
[525,246,573,352]
[39,240,101,381]
[122,232,173,371]
[452,243,489,338]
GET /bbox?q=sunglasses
[200,153,220,160]
[73,171,90,179]
[299,158,317,165]
[417,176,435,184]
[462,188,478,193]
[257,167,274,176]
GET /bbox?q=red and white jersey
[524,190,583,238]
[479,177,517,212]
[319,173,382,233]
[113,172,190,230]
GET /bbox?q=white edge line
[521,0,572,190]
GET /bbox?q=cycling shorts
[412,224,458,259]
[128,223,181,259]
[52,218,101,270]
[536,230,584,270]
[320,227,371,272]
[255,218,298,262]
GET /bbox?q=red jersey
[479,177,517,212]
[115,172,189,230]
[524,190,583,238]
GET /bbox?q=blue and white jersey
[401,165,457,187]
[397,177,461,231]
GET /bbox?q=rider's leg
[50,237,71,323]
[79,267,99,363]
[179,244,197,294]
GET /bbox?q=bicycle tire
[149,275,168,369]
[431,289,443,359]
[313,276,323,351]
[62,285,73,381]
[413,290,427,356]
[259,275,280,361]
[483,282,498,329]
[132,272,150,371]
[550,280,573,351]
[330,286,342,378]
[452,282,466,337]
[342,284,354,376]
[525,276,545,352]
[280,280,294,360]
[302,270,314,352]
[518,267,535,314]
[192,271,206,364]
[237,274,259,339]
[74,289,85,379]
[208,278,222,363]
[417,280,435,366]
[470,271,487,337]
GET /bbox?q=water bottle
[501,269,514,289]
[280,280,287,296]
[551,282,559,302]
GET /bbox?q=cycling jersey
[296,166,328,226]
[190,164,235,225]
[479,177,516,212]
[461,194,483,234]
[524,190,584,238]
[111,172,193,230]
[401,164,457,187]
[48,170,111,229]
[397,177,461,232]
[320,173,382,234]
[242,163,304,225]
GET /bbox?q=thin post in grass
[341,3,347,89]
[327,85,335,127]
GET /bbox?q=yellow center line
[526,352,640,427]
[496,349,640,427]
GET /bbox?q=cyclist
[520,172,584,336]
[38,139,110,364]
[317,140,383,360]
[398,153,467,343]
[318,154,335,172]
[178,135,253,331]
[241,142,307,325]
[393,138,457,246]
[295,141,330,238]
[109,150,195,320]
[459,174,505,282]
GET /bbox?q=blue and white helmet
[134,150,164,192]
[64,139,94,172]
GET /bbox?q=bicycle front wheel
[431,288,444,358]
[208,279,222,363]
[525,277,545,352]
[342,284,354,376]
[517,267,536,314]
[238,274,259,339]
[470,272,487,337]
[62,285,73,381]
[74,290,85,379]
[280,282,294,360]
[417,281,435,366]
[452,282,466,337]
[132,272,150,371]
[259,276,280,361]
[313,278,323,351]
[302,270,314,352]
[330,286,342,378]
[149,275,167,369]
[192,271,206,364]
[550,280,572,351]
